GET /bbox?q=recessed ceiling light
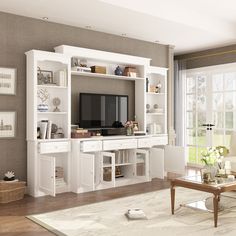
[121,33,126,37]
[42,17,48,20]
[85,26,92,29]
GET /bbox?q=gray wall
[175,44,236,69]
[0,11,169,181]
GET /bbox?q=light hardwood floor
[0,168,199,236]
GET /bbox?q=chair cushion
[224,156,236,172]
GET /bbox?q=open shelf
[37,85,67,89]
[103,164,112,168]
[146,92,165,95]
[71,70,144,81]
[37,112,68,115]
[115,163,133,166]
[146,113,165,116]
[37,138,69,143]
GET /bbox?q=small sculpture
[114,66,123,76]
[53,97,61,112]
[37,88,50,112]
[156,81,162,93]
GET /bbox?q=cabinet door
[39,155,56,197]
[80,153,95,192]
[101,152,115,188]
[164,145,186,175]
[149,148,164,179]
[135,149,150,181]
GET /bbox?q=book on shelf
[54,70,67,87]
[46,120,52,139]
[125,209,147,220]
[39,121,48,139]
[39,120,54,139]
[55,178,66,187]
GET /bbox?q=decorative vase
[201,165,217,183]
[114,66,123,76]
[126,127,133,136]
[38,104,49,112]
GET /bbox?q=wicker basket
[0,181,26,203]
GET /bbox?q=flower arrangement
[124,121,134,136]
[124,121,133,128]
[201,146,228,168]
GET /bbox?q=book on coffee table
[125,208,147,220]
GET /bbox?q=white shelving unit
[71,70,145,81]
[26,50,71,197]
[26,45,186,197]
[55,45,150,132]
[146,66,168,135]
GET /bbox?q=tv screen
[79,93,128,128]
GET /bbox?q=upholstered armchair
[224,132,236,172]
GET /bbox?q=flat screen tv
[79,93,128,129]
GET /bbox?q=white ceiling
[1,0,236,54]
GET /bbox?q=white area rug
[28,188,236,236]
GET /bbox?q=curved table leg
[213,193,220,227]
[171,183,175,215]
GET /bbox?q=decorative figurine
[156,81,162,93]
[114,66,123,76]
[53,97,61,112]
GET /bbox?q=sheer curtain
[174,59,186,146]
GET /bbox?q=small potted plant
[3,171,15,181]
[201,147,225,182]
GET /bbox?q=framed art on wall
[0,111,16,138]
[0,67,17,95]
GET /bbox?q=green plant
[201,147,224,166]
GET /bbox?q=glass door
[185,64,236,165]
[186,72,209,165]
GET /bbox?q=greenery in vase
[201,147,225,167]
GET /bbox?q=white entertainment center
[26,45,185,197]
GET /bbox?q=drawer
[103,139,137,151]
[137,138,152,148]
[151,136,168,146]
[80,141,103,152]
[39,141,70,154]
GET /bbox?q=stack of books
[55,178,66,188]
[39,120,52,139]
[55,166,64,179]
[125,209,147,220]
[54,70,67,87]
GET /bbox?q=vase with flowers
[124,121,134,136]
[201,146,226,182]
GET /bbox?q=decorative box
[123,67,137,77]
[0,181,26,203]
[103,167,112,181]
[71,132,91,138]
[90,66,106,74]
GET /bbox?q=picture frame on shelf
[0,111,16,138]
[0,67,17,95]
[37,67,53,85]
